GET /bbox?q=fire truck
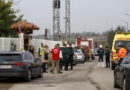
[76,36,94,60]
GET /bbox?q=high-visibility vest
[118,48,127,61]
[40,46,43,56]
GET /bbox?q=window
[23,53,28,60]
[26,52,34,61]
[122,56,129,64]
[0,54,21,61]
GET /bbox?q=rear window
[0,54,21,61]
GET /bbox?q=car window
[23,53,28,60]
[26,52,34,61]
[0,54,21,61]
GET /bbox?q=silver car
[74,49,85,63]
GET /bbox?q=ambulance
[111,32,130,70]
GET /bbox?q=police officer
[105,46,110,68]
[62,44,69,71]
[97,45,104,67]
[68,44,74,70]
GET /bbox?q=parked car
[0,51,43,81]
[114,54,130,90]
[74,49,85,63]
[94,48,99,56]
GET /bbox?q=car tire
[38,68,43,78]
[123,78,129,90]
[25,69,31,82]
[111,64,115,70]
[114,74,119,88]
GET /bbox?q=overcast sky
[13,0,130,35]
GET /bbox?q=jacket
[62,47,68,57]
[68,47,74,56]
[105,49,110,57]
[118,48,127,61]
[97,48,104,56]
[41,48,50,63]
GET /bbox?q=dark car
[0,51,43,81]
[114,54,130,90]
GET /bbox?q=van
[111,32,130,70]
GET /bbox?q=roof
[0,51,29,54]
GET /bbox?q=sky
[13,0,130,35]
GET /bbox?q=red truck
[76,36,94,60]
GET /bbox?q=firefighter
[88,48,93,61]
[97,45,104,67]
[117,45,127,64]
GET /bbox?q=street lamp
[120,20,128,32]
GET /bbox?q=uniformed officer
[68,44,74,70]
[62,44,69,71]
[105,46,110,68]
[97,45,104,67]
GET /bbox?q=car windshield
[0,54,21,61]
[115,41,130,50]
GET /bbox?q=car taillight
[13,63,25,66]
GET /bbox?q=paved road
[0,60,121,90]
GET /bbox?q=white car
[74,49,85,63]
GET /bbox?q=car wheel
[25,69,31,82]
[123,78,129,90]
[38,68,43,78]
[111,64,115,70]
[114,73,119,88]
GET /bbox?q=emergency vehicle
[111,32,130,70]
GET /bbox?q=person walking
[88,48,93,61]
[51,45,60,74]
[105,46,110,68]
[62,44,69,71]
[117,45,127,64]
[97,45,104,67]
[68,44,74,70]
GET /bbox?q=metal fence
[0,38,60,52]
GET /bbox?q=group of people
[97,45,111,68]
[97,44,128,68]
[38,43,74,74]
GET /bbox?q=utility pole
[65,0,71,43]
[53,0,61,41]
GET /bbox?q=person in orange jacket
[117,45,127,64]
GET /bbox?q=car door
[118,56,129,86]
[28,53,40,75]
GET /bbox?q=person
[51,44,60,74]
[117,45,127,64]
[88,48,93,61]
[68,44,74,70]
[29,46,34,56]
[57,43,63,73]
[105,46,110,68]
[42,45,50,73]
[38,43,44,61]
[97,45,104,67]
[62,44,69,71]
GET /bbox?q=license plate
[0,65,12,69]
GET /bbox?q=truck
[76,36,94,60]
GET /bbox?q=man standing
[105,47,110,68]
[117,45,127,64]
[62,44,69,71]
[51,45,60,74]
[38,43,44,61]
[68,44,74,70]
[97,45,104,67]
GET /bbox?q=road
[0,59,121,90]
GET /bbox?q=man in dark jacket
[62,44,69,71]
[97,45,104,67]
[105,47,110,68]
[68,44,74,70]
